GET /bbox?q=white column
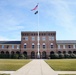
[63,45,65,49]
[73,44,75,49]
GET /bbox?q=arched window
[11,51,14,54]
[50,43,53,48]
[42,51,46,59]
[6,51,9,54]
[58,51,61,54]
[1,51,4,54]
[24,43,27,48]
[16,51,20,54]
[50,51,54,54]
[31,51,35,59]
[73,51,76,54]
[63,51,66,54]
[32,43,35,49]
[43,43,45,49]
[68,51,72,54]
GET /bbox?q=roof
[21,31,56,33]
[57,40,76,44]
[0,41,21,44]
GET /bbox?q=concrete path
[11,59,58,75]
[0,71,76,75]
[0,71,14,74]
[56,71,76,74]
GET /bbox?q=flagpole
[37,3,40,58]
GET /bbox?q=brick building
[0,31,76,59]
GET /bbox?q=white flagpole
[37,3,40,58]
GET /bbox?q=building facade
[0,31,76,59]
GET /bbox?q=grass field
[0,59,31,71]
[0,74,10,75]
[45,59,76,71]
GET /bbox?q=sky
[0,0,76,41]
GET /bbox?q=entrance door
[42,51,46,59]
[31,51,35,59]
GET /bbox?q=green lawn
[0,59,31,71]
[0,74,10,75]
[45,59,76,71]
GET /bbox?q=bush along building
[0,31,76,59]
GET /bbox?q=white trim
[43,43,45,45]
[51,43,53,45]
[24,43,27,45]
[32,43,35,45]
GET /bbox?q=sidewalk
[56,71,76,74]
[11,59,58,75]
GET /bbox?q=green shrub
[64,53,70,58]
[50,53,59,59]
[13,54,19,59]
[59,53,64,59]
[70,53,76,58]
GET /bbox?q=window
[49,36,54,41]
[32,37,35,41]
[17,45,19,49]
[51,45,53,48]
[32,43,35,49]
[73,44,75,49]
[24,43,27,48]
[25,36,28,41]
[12,45,14,49]
[68,45,71,48]
[58,45,60,49]
[32,45,34,49]
[7,45,9,48]
[50,43,53,48]
[43,43,45,49]
[2,45,4,49]
[42,37,46,41]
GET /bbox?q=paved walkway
[0,71,14,74]
[0,71,76,75]
[56,71,76,74]
[11,59,58,75]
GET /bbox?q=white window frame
[24,43,27,48]
[12,45,14,49]
[17,45,19,49]
[58,45,60,49]
[43,43,45,48]
[32,43,35,49]
[32,36,35,41]
[49,36,54,41]
[42,36,46,41]
[2,45,4,49]
[50,43,54,48]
